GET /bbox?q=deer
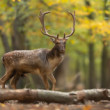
[0,11,75,90]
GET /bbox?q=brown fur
[0,40,66,90]
[0,10,75,90]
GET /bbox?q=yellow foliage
[71,40,75,44]
[96,21,110,36]
[48,1,54,6]
[28,0,41,9]
[103,37,110,41]
[76,10,89,16]
[61,0,68,3]
[47,0,61,6]
[87,6,94,13]
[70,0,77,3]
[98,10,103,14]
[82,6,87,11]
[0,2,7,8]
[105,10,109,14]
[90,35,96,43]
[56,7,63,11]
[12,0,15,2]
[56,0,60,3]
[91,35,95,40]
[78,16,110,38]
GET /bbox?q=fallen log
[0,89,110,104]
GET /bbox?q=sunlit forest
[0,0,110,91]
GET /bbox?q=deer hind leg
[48,74,56,91]
[41,75,49,90]
[10,73,20,89]
[0,68,14,89]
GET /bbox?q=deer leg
[41,75,49,90]
[48,74,56,91]
[0,69,13,89]
[10,73,20,89]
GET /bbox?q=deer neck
[47,45,65,59]
[47,46,65,70]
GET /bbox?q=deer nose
[60,46,65,51]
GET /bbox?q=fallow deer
[0,11,75,90]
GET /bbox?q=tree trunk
[0,20,11,77]
[101,43,109,88]
[85,0,96,88]
[88,43,96,88]
[0,89,110,104]
[11,0,30,50]
[0,32,10,52]
[11,14,26,50]
[82,56,88,88]
[100,0,110,88]
[0,20,10,52]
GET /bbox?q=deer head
[39,11,75,53]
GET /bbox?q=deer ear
[50,38,55,43]
[64,33,68,40]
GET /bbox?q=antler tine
[65,11,75,39]
[39,11,57,39]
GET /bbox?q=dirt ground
[0,101,110,110]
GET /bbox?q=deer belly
[33,68,41,74]
[14,61,41,73]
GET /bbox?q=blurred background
[0,0,110,91]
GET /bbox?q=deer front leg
[0,69,13,89]
[41,75,49,90]
[10,73,20,89]
[48,74,56,91]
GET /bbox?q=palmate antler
[39,11,75,39]
[64,11,75,39]
[39,11,57,39]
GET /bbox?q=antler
[65,11,75,39]
[39,11,57,39]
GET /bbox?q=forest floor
[0,101,110,110]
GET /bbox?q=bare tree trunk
[101,43,108,88]
[82,56,88,88]
[0,32,10,52]
[85,0,96,88]
[0,20,10,52]
[0,20,11,77]
[88,43,96,88]
[11,8,26,50]
[107,58,110,88]
[101,0,110,88]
